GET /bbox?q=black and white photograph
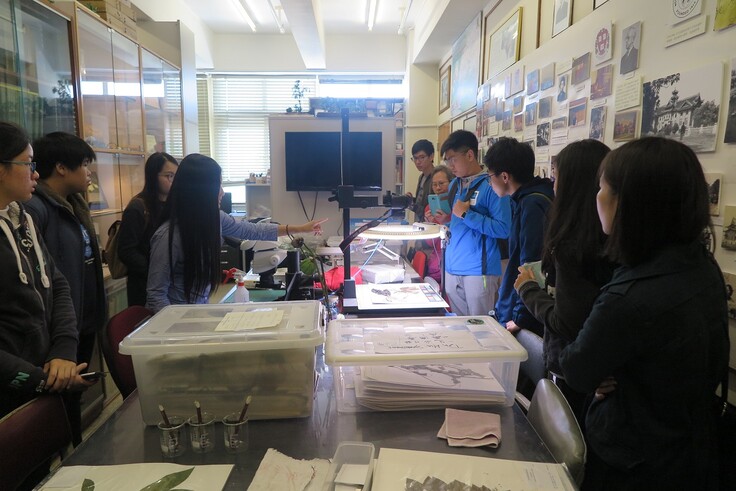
[722,206,736,251]
[724,57,736,144]
[704,172,722,216]
[642,62,723,152]
[620,22,641,75]
[553,0,573,37]
[489,8,522,77]
[536,122,550,147]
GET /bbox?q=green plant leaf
[139,468,194,491]
[82,478,95,491]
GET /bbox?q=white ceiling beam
[280,0,326,69]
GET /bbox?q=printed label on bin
[370,330,482,354]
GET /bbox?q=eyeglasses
[432,180,449,188]
[2,160,37,173]
[443,148,470,166]
[487,173,500,183]
[158,172,176,181]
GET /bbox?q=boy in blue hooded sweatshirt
[442,130,511,316]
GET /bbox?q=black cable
[297,191,319,221]
[338,208,393,251]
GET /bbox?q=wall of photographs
[438,0,736,385]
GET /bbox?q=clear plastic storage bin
[326,316,526,412]
[119,301,323,424]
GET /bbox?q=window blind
[199,74,316,182]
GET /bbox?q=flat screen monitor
[284,131,382,192]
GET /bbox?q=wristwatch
[461,211,467,219]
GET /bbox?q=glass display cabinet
[0,0,76,139]
[141,48,184,159]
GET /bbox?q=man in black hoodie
[485,138,554,337]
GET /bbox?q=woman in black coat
[559,137,729,490]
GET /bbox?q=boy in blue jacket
[486,137,553,336]
[442,130,510,316]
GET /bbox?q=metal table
[61,348,553,489]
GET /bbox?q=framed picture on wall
[553,0,573,38]
[488,8,522,79]
[594,0,610,8]
[439,60,451,113]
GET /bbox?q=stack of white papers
[353,363,506,411]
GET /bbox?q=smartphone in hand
[428,193,451,215]
[80,371,107,381]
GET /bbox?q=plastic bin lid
[326,315,527,365]
[119,301,323,354]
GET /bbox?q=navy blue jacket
[495,177,554,334]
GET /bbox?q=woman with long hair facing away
[146,153,324,312]
[558,137,729,490]
[514,139,615,418]
[118,152,179,307]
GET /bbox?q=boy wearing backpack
[442,130,511,316]
[25,132,107,446]
[485,137,553,337]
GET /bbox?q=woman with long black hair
[118,152,179,307]
[146,153,323,312]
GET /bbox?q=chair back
[0,395,71,489]
[527,379,587,486]
[411,250,428,279]
[515,328,546,407]
[102,305,152,398]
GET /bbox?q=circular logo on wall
[672,0,699,19]
[595,27,610,57]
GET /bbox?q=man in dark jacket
[409,139,435,221]
[25,132,107,445]
[485,137,553,336]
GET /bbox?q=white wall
[268,115,397,237]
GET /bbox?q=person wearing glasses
[423,165,455,283]
[146,153,325,313]
[25,132,106,446]
[442,130,511,316]
[117,152,179,307]
[408,139,435,221]
[485,137,553,337]
[0,123,93,476]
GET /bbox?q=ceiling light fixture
[397,0,413,35]
[367,0,378,31]
[269,3,286,34]
[231,0,257,32]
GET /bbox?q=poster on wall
[487,8,522,79]
[572,53,591,85]
[614,110,639,141]
[724,58,736,144]
[620,22,641,75]
[724,271,736,320]
[593,22,613,64]
[557,74,569,102]
[451,13,482,117]
[642,62,723,153]
[552,0,573,37]
[704,173,723,216]
[590,106,607,141]
[722,206,736,251]
[540,63,555,90]
[714,0,736,30]
[568,97,588,127]
[591,64,614,100]
[669,0,703,25]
